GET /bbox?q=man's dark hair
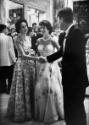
[27,27,32,35]
[57,7,73,23]
[0,24,7,33]
[39,20,53,34]
[32,23,37,27]
[15,19,28,33]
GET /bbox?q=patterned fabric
[34,37,64,123]
[7,35,36,122]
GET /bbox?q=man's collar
[65,23,74,37]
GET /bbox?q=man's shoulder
[0,33,7,40]
[69,25,83,36]
[72,25,82,33]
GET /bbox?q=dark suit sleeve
[47,48,62,63]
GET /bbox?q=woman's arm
[18,43,39,61]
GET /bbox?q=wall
[0,0,7,24]
[53,0,65,30]
[0,0,53,26]
[64,0,88,9]
[10,0,53,24]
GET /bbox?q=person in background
[7,19,39,122]
[27,27,33,49]
[32,23,38,33]
[85,33,89,81]
[31,24,43,53]
[0,24,16,94]
[27,27,33,37]
[6,25,18,93]
[39,7,89,125]
[5,25,18,93]
[34,20,64,124]
[9,25,18,58]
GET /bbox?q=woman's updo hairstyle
[39,20,53,34]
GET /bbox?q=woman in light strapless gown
[34,20,64,124]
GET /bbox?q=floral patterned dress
[34,37,64,123]
[7,34,36,122]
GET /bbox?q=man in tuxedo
[39,7,88,125]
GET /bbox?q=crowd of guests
[0,7,89,125]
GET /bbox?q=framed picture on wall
[73,0,89,34]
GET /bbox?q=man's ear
[58,17,63,23]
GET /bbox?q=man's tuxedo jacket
[47,25,89,88]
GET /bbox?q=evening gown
[7,34,36,122]
[34,37,64,123]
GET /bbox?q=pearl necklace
[42,36,51,51]
[42,36,51,46]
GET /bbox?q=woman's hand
[29,49,35,56]
[24,54,39,61]
[25,49,35,56]
[25,50,29,55]
[38,56,47,63]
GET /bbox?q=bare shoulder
[50,36,58,44]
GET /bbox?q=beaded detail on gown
[34,37,64,123]
[7,35,36,122]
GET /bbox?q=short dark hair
[57,7,73,23]
[27,27,32,35]
[39,20,53,34]
[15,19,28,33]
[32,23,37,27]
[0,24,7,33]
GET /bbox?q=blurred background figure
[32,23,38,33]
[27,27,33,37]
[9,24,18,58]
[0,24,16,94]
[31,23,43,54]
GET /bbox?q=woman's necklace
[42,36,51,51]
[43,35,51,41]
[43,36,51,45]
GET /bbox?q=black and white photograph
[0,0,89,125]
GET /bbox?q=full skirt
[34,61,64,123]
[7,58,36,122]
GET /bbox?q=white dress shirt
[63,23,74,53]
